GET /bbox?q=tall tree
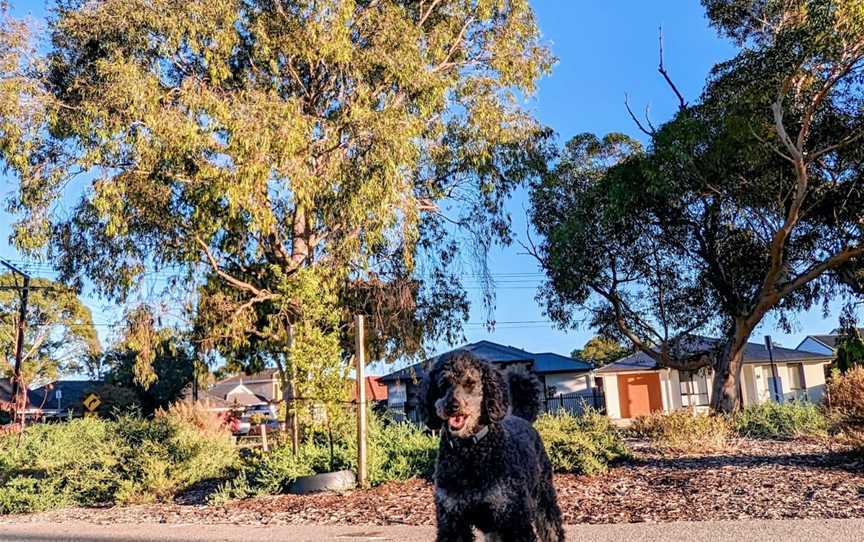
[0,274,100,388]
[0,2,552,420]
[531,0,864,412]
[572,336,630,367]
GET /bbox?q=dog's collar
[445,424,490,448]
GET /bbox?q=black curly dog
[420,352,565,542]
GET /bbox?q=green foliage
[835,328,864,374]
[530,0,864,412]
[0,413,236,514]
[102,321,196,416]
[210,410,437,502]
[630,410,732,453]
[733,401,829,440]
[0,274,100,386]
[534,409,630,475]
[91,383,142,419]
[0,0,554,404]
[572,336,630,367]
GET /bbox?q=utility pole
[355,314,368,488]
[764,335,782,403]
[1,258,31,424]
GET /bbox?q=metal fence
[544,390,605,415]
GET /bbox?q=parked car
[230,416,251,436]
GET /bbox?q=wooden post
[260,423,269,452]
[285,323,300,456]
[355,314,368,488]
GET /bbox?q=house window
[679,370,709,407]
[788,363,805,391]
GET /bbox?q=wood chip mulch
[4,439,863,526]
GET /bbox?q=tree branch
[658,27,686,110]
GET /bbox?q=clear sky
[0,1,849,372]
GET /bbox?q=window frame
[679,370,710,407]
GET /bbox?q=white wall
[601,374,621,419]
[803,362,828,403]
[544,373,590,395]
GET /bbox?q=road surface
[2,519,864,541]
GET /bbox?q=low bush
[0,405,237,514]
[826,367,864,450]
[210,410,437,503]
[631,410,731,453]
[534,409,630,475]
[733,401,828,440]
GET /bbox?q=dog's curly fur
[420,352,564,542]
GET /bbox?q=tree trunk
[709,330,749,413]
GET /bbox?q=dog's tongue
[448,415,466,430]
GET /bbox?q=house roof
[27,380,104,410]
[216,368,280,384]
[378,340,593,383]
[177,384,233,409]
[225,390,269,407]
[350,376,388,401]
[798,329,864,351]
[533,352,593,373]
[596,336,834,374]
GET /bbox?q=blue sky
[1,1,849,372]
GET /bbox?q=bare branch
[658,26,686,110]
[624,93,654,137]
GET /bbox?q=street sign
[83,393,101,412]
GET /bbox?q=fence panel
[544,390,605,415]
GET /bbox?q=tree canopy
[572,336,630,367]
[531,0,864,412]
[0,1,553,402]
[0,274,100,387]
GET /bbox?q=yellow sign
[83,393,101,412]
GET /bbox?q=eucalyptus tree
[0,274,100,389]
[531,0,864,412]
[0,2,553,415]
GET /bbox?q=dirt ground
[5,439,863,527]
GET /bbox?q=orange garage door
[618,373,663,419]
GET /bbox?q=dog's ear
[419,362,443,430]
[480,362,509,424]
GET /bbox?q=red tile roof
[351,376,388,401]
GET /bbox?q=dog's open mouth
[448,415,466,430]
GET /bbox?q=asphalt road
[2,520,864,541]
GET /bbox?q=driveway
[2,519,864,541]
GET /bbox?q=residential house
[597,337,834,420]
[208,369,281,414]
[350,376,389,405]
[796,328,864,355]
[378,340,595,422]
[176,384,234,413]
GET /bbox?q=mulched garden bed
[5,439,863,526]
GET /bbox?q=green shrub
[0,411,237,514]
[734,401,828,440]
[631,410,731,452]
[534,409,630,475]
[210,410,437,503]
[0,417,121,513]
[365,414,438,484]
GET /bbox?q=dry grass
[630,410,732,453]
[155,401,229,438]
[827,367,864,451]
